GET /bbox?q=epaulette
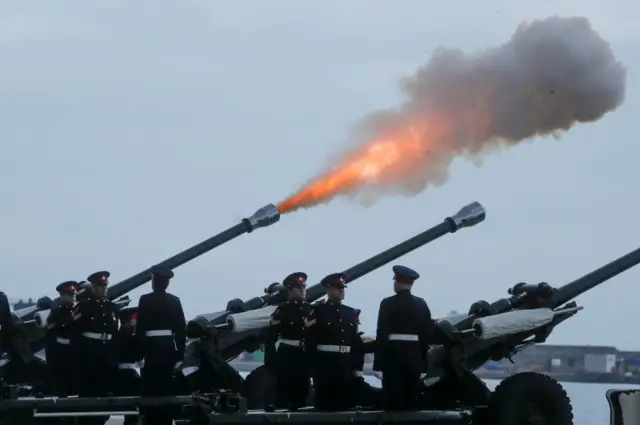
[352,307,361,324]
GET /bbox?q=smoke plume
[278,16,626,213]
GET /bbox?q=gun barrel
[304,201,486,302]
[17,204,281,350]
[108,204,280,299]
[186,202,486,342]
[552,246,640,307]
[426,245,640,382]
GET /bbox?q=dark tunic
[264,301,313,408]
[374,290,435,410]
[306,300,359,410]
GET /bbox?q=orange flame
[278,120,449,214]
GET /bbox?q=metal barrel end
[245,204,281,232]
[447,201,486,232]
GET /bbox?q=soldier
[373,265,435,411]
[72,270,120,425]
[306,272,360,410]
[264,272,312,410]
[115,307,140,425]
[45,281,78,398]
[0,292,33,391]
[0,290,16,358]
[136,264,186,425]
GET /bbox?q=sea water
[105,378,640,424]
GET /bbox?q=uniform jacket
[45,305,75,365]
[71,295,120,345]
[373,290,436,374]
[0,292,15,354]
[264,300,313,372]
[136,291,186,365]
[306,300,359,375]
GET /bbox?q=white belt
[82,332,112,341]
[145,329,173,337]
[118,363,137,370]
[280,339,302,347]
[317,344,351,353]
[56,337,71,345]
[388,334,419,341]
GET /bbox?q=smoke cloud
[358,16,625,195]
[279,16,627,212]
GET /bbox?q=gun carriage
[1,202,636,425]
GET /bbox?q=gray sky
[1,1,639,349]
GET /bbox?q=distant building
[12,298,36,310]
[486,344,619,374]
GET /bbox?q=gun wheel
[242,365,273,409]
[485,372,573,425]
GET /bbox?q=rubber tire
[242,365,274,409]
[486,372,574,425]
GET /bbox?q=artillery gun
[394,244,640,424]
[175,202,486,405]
[0,204,281,389]
[165,243,639,425]
[3,206,638,425]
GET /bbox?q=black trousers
[382,372,421,411]
[47,359,77,425]
[313,371,352,410]
[115,367,141,425]
[50,362,76,397]
[272,347,309,409]
[141,364,175,425]
[76,341,118,425]
[275,371,309,409]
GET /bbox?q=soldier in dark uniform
[72,270,120,425]
[0,291,35,393]
[0,290,16,359]
[373,265,435,411]
[136,264,186,425]
[45,281,79,398]
[264,272,312,410]
[306,272,360,410]
[115,306,140,425]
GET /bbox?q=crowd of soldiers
[266,264,438,411]
[42,265,185,425]
[0,262,437,422]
